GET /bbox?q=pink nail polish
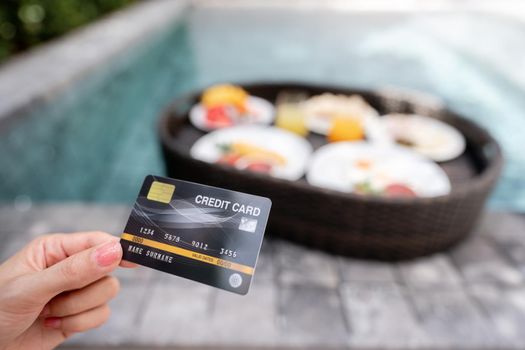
[44,317,61,329]
[94,240,121,267]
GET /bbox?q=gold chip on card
[147,181,175,203]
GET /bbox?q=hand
[0,231,134,350]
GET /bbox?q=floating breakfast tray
[158,83,503,261]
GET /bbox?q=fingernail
[44,317,61,329]
[94,240,121,267]
[40,305,50,317]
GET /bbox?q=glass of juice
[275,91,309,137]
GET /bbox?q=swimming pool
[2,5,525,210]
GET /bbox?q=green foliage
[0,0,137,63]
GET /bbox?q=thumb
[24,239,122,305]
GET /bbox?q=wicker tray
[158,83,503,261]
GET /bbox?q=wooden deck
[1,204,525,349]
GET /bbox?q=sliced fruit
[384,183,416,198]
[230,142,287,166]
[328,116,365,142]
[245,162,273,173]
[206,106,233,128]
[217,153,241,165]
[202,84,248,113]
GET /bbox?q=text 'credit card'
[120,175,272,295]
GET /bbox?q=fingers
[0,231,115,283]
[20,238,122,305]
[45,276,120,317]
[39,231,117,268]
[44,304,111,334]
[119,260,138,268]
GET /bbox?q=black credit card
[120,175,272,295]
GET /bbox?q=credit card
[120,175,272,295]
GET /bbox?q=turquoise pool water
[2,6,525,209]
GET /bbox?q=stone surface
[468,283,525,346]
[2,205,525,349]
[278,284,348,347]
[397,254,462,288]
[481,213,525,278]
[339,257,397,283]
[450,235,523,286]
[408,287,497,348]
[341,282,424,349]
[209,282,279,346]
[276,240,340,288]
[252,239,275,281]
[133,277,214,347]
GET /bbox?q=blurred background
[1,0,525,349]
[1,0,525,208]
[0,0,137,63]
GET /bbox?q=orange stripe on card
[120,233,254,275]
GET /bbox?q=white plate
[189,96,275,132]
[381,114,466,162]
[190,125,312,181]
[306,142,451,197]
[301,94,391,144]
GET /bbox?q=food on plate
[383,183,417,197]
[354,181,417,197]
[275,91,309,136]
[201,84,249,113]
[189,84,275,132]
[301,93,389,143]
[206,105,234,128]
[190,125,312,180]
[216,142,287,174]
[327,116,365,142]
[275,104,309,136]
[306,142,450,198]
[381,114,466,162]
